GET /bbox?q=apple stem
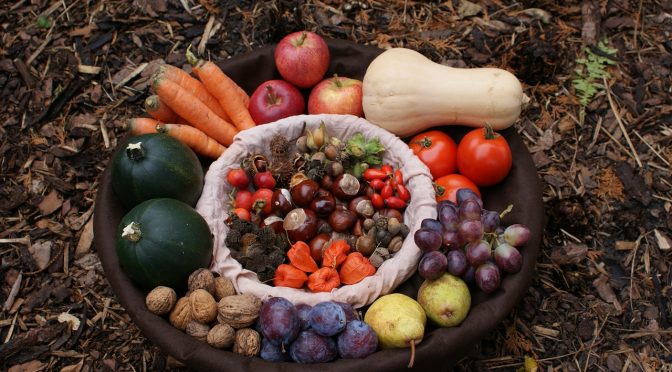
[297,31,307,46]
[333,73,342,88]
[265,85,279,105]
[408,339,416,368]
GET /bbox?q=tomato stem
[432,182,445,196]
[483,123,497,140]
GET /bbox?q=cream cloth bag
[196,114,436,308]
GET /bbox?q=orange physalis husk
[322,239,350,268]
[338,252,377,285]
[273,264,308,288]
[287,241,318,272]
[307,267,341,293]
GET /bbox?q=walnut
[388,235,403,254]
[189,289,218,324]
[217,293,261,329]
[169,296,192,330]
[233,328,261,357]
[207,323,235,349]
[185,321,210,342]
[213,276,236,301]
[145,286,177,315]
[188,268,215,295]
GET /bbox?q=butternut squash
[362,48,528,137]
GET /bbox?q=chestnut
[376,208,404,222]
[283,208,318,242]
[332,173,360,201]
[328,207,357,232]
[261,215,284,234]
[309,233,331,262]
[356,235,376,256]
[320,174,334,190]
[348,196,374,219]
[291,179,320,207]
[271,188,293,215]
[317,219,333,234]
[352,218,364,236]
[310,190,336,217]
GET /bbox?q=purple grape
[418,251,448,280]
[296,303,313,330]
[456,188,483,207]
[475,262,501,293]
[309,301,347,336]
[420,218,443,233]
[441,230,464,250]
[446,250,468,276]
[414,227,442,252]
[465,240,492,267]
[459,199,482,221]
[457,219,484,243]
[337,320,379,359]
[260,338,291,362]
[437,199,457,215]
[259,297,300,347]
[334,301,359,322]
[463,265,476,283]
[503,224,531,247]
[494,242,523,273]
[438,204,459,232]
[289,329,338,363]
[481,210,501,233]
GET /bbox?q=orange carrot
[127,117,159,135]
[157,123,226,159]
[155,64,232,122]
[144,95,181,123]
[191,59,256,131]
[153,76,238,146]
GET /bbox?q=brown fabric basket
[93,39,545,371]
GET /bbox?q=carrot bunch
[127,50,255,158]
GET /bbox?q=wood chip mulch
[1,1,671,371]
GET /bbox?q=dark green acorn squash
[116,198,213,292]
[111,133,204,210]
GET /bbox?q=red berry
[226,168,250,189]
[234,190,254,210]
[251,188,274,215]
[233,207,251,221]
[381,184,393,199]
[371,193,384,209]
[396,184,411,202]
[369,179,385,190]
[254,171,276,189]
[385,196,406,210]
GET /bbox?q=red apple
[248,80,305,124]
[307,75,363,116]
[274,31,330,88]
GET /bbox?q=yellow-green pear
[364,293,426,367]
[417,273,471,327]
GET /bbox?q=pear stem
[408,339,416,368]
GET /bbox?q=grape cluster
[258,298,378,363]
[413,189,531,293]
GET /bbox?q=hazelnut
[185,321,210,342]
[145,286,177,315]
[233,328,261,357]
[387,217,401,236]
[207,323,235,349]
[213,276,236,301]
[389,235,404,254]
[169,297,192,331]
[217,293,261,329]
[189,289,218,324]
[188,269,215,295]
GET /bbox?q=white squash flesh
[362,48,527,137]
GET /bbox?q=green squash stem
[125,142,145,161]
[121,221,142,242]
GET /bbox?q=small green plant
[36,15,52,29]
[572,40,618,123]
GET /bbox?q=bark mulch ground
[1,1,671,371]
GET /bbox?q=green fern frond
[572,39,618,110]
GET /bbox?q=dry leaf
[29,240,52,270]
[38,189,63,215]
[75,218,94,258]
[592,274,622,313]
[8,360,46,372]
[654,229,671,251]
[550,242,588,265]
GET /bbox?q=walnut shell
[185,321,210,342]
[145,286,177,315]
[169,296,192,330]
[213,276,236,301]
[189,289,218,323]
[188,268,216,295]
[233,328,261,357]
[217,293,261,329]
[207,323,235,349]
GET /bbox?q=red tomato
[251,188,274,215]
[434,174,480,204]
[233,207,251,221]
[408,130,457,179]
[254,171,277,189]
[226,168,249,189]
[456,126,512,186]
[234,190,254,210]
